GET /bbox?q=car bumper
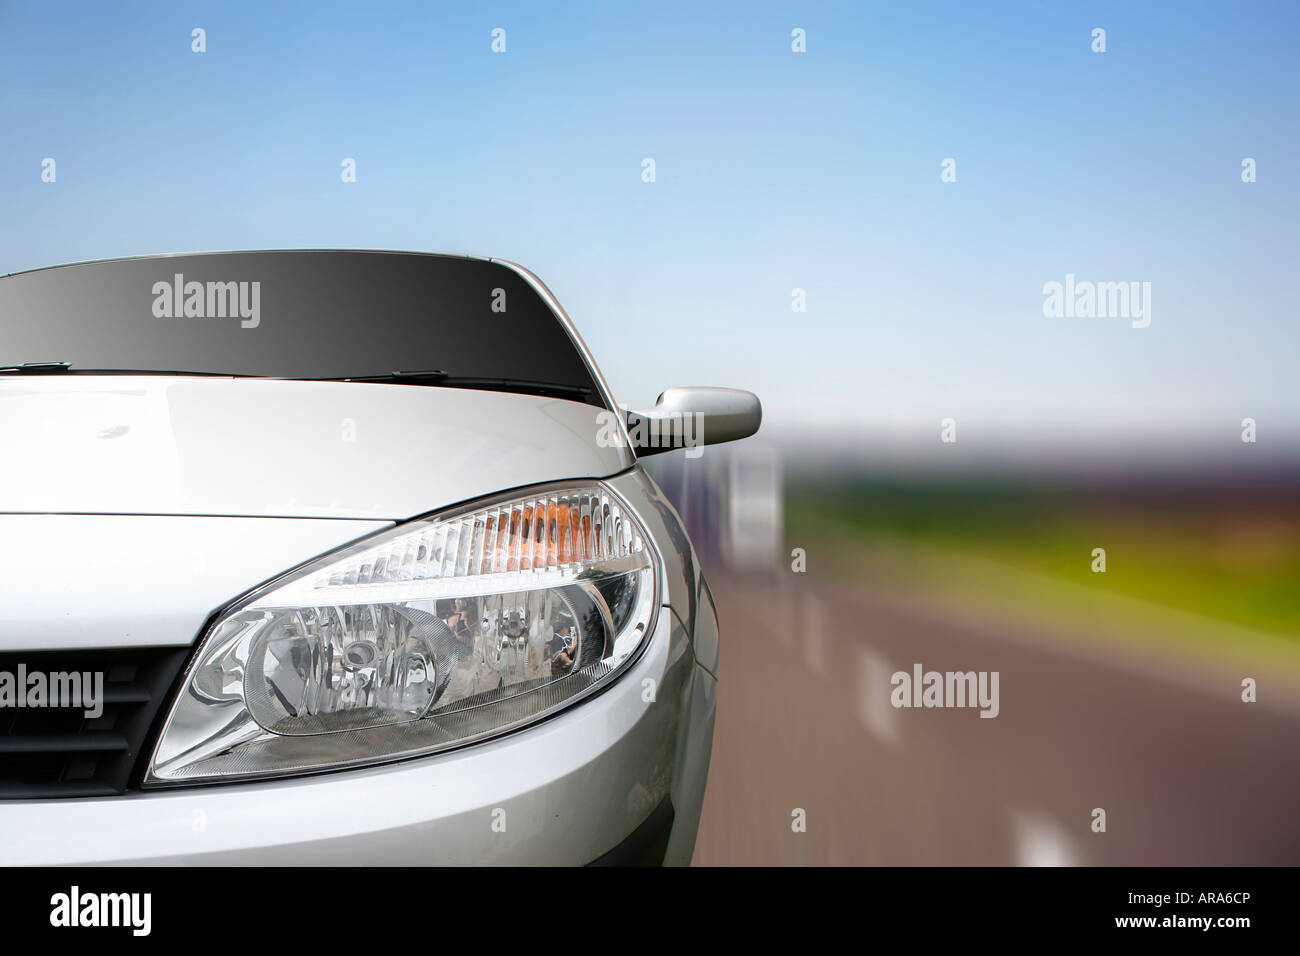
[0,607,716,866]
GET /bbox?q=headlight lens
[146,482,658,785]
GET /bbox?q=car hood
[0,376,632,520]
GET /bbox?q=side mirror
[625,386,761,456]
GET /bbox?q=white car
[0,250,760,865]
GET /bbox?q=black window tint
[0,251,604,406]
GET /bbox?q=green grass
[787,477,1300,639]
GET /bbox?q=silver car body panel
[0,514,390,651]
[0,376,632,519]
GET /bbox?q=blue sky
[2,1,1297,447]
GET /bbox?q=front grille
[0,647,190,799]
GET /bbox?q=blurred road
[691,573,1300,866]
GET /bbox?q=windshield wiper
[317,371,594,400]
[437,376,594,400]
[0,364,259,378]
[321,370,450,384]
[0,362,73,374]
[0,364,595,401]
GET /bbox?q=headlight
[146,481,659,785]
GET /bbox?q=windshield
[0,250,606,407]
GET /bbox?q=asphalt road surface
[691,573,1300,865]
